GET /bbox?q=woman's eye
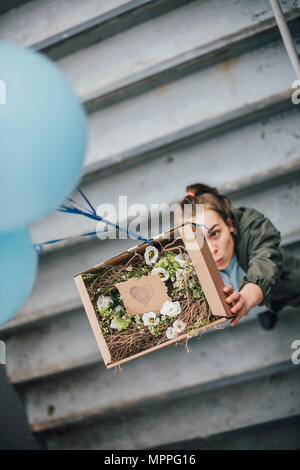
[211,230,220,238]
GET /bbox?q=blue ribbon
[57,187,156,245]
[34,187,155,257]
[34,187,213,257]
[34,228,109,256]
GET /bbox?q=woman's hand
[223,284,249,326]
[223,282,264,326]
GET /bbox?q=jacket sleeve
[238,211,284,307]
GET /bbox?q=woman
[177,183,300,329]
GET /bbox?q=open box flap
[178,223,232,317]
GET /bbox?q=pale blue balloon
[0,40,87,231]
[0,230,38,327]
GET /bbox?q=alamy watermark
[0,80,6,104]
[94,198,206,248]
[0,341,6,365]
[291,340,300,365]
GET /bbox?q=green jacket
[231,206,300,312]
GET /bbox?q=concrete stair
[1,0,300,449]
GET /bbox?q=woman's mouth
[215,258,223,265]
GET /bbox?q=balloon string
[194,223,213,235]
[77,187,97,215]
[57,186,156,246]
[34,187,213,257]
[34,228,109,256]
[34,187,156,257]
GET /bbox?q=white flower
[175,253,185,267]
[144,245,159,266]
[176,252,190,266]
[160,300,181,317]
[142,311,160,326]
[148,325,156,335]
[97,295,113,311]
[175,269,185,281]
[110,317,119,329]
[115,305,123,313]
[151,267,169,281]
[166,327,178,339]
[173,319,186,333]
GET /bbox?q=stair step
[1,203,299,336]
[81,37,298,170]
[2,0,300,451]
[33,158,300,259]
[5,308,101,385]
[3,22,296,177]
[221,158,300,199]
[19,308,300,433]
[43,365,300,449]
[21,181,300,322]
[5,303,268,386]
[82,90,294,183]
[28,106,300,249]
[229,173,300,235]
[0,0,196,59]
[54,5,300,111]
[153,415,300,450]
[0,0,31,15]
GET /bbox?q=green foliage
[154,251,181,278]
[186,314,210,338]
[121,264,152,281]
[110,315,132,332]
[82,273,94,281]
[47,404,55,417]
[86,249,209,339]
[148,316,173,336]
[99,307,115,319]
[188,273,204,298]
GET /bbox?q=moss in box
[81,238,221,362]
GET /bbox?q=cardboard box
[74,222,233,369]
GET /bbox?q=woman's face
[199,209,235,270]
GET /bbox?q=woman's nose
[207,239,218,254]
[212,246,218,255]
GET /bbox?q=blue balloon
[0,40,87,231]
[0,229,38,327]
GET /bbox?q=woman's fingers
[223,285,233,294]
[224,285,234,304]
[230,300,243,314]
[230,315,241,327]
[226,291,240,304]
[223,286,246,325]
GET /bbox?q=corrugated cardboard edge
[106,316,228,369]
[178,223,233,317]
[74,274,112,365]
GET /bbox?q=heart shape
[130,284,155,305]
